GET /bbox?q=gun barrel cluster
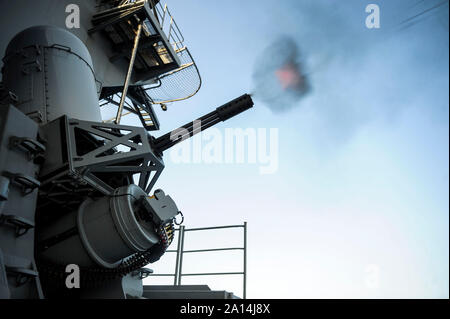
[152,94,254,154]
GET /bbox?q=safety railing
[149,222,248,299]
[153,1,185,52]
[143,46,202,105]
[103,1,185,52]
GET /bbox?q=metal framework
[98,1,202,125]
[66,119,164,194]
[39,116,164,203]
[89,0,181,83]
[149,223,248,299]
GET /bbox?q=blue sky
[133,0,449,298]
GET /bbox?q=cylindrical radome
[1,25,102,123]
[38,184,160,268]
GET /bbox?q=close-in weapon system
[0,0,253,298]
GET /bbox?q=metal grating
[143,46,201,105]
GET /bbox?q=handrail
[153,1,185,51]
[148,222,248,299]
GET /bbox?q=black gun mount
[151,94,254,155]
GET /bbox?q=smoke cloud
[253,0,448,151]
[252,36,310,113]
